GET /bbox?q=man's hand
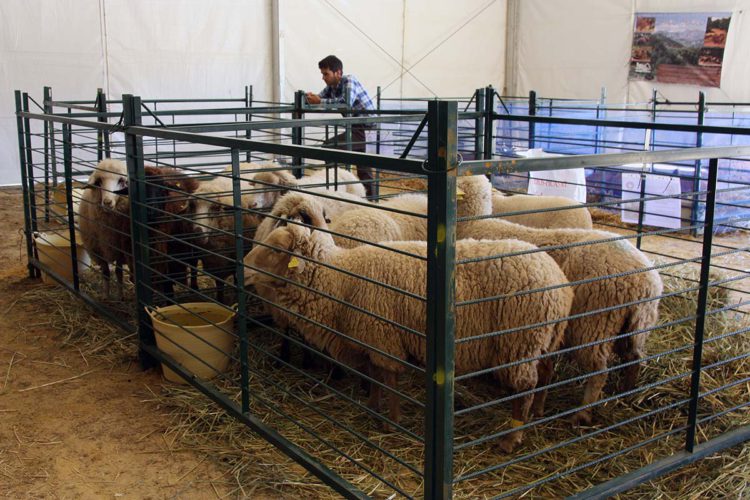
[305,92,321,105]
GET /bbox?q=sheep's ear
[323,210,331,224]
[297,207,328,229]
[269,228,306,276]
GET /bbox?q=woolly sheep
[79,159,131,299]
[79,159,199,299]
[189,176,260,302]
[457,217,663,425]
[244,220,573,452]
[492,191,593,230]
[252,190,372,365]
[239,166,366,213]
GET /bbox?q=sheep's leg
[99,260,111,298]
[279,335,292,363]
[383,370,400,431]
[532,356,555,418]
[114,261,124,301]
[618,349,643,393]
[215,278,225,304]
[367,366,382,413]
[572,359,608,426]
[498,393,533,454]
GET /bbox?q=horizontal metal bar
[461,145,750,175]
[493,112,750,135]
[568,425,750,499]
[127,125,425,173]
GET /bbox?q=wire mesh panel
[16,87,750,498]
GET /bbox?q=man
[306,55,376,197]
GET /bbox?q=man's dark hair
[318,55,343,73]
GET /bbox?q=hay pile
[29,254,750,498]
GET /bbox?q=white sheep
[492,190,593,230]
[245,219,573,452]
[78,159,131,299]
[457,176,663,424]
[79,160,200,300]
[189,175,260,302]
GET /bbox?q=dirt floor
[1,185,749,498]
[0,187,240,498]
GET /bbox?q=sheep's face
[456,175,492,218]
[188,193,234,244]
[244,226,305,287]
[250,171,296,209]
[88,159,129,210]
[265,197,330,237]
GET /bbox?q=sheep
[252,190,372,366]
[254,190,369,245]
[79,159,131,299]
[189,175,261,302]
[457,217,662,425]
[78,159,199,299]
[300,177,483,250]
[225,165,366,214]
[244,219,573,452]
[492,190,593,230]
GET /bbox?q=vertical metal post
[376,86,381,155]
[528,90,536,149]
[292,90,304,178]
[635,89,657,249]
[483,86,495,160]
[62,123,81,291]
[15,91,38,278]
[45,87,60,190]
[691,92,706,236]
[474,88,485,160]
[245,85,253,162]
[123,94,158,370]
[42,87,51,223]
[96,88,110,160]
[594,87,606,154]
[22,93,40,243]
[685,157,719,453]
[344,85,353,152]
[230,148,250,413]
[424,100,457,500]
[375,85,381,197]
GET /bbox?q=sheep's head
[189,179,235,244]
[456,175,492,218]
[244,223,310,287]
[87,159,129,210]
[265,193,331,236]
[249,170,298,209]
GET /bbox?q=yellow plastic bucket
[147,302,236,384]
[33,232,90,285]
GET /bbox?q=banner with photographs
[629,12,731,87]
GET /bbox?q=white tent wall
[103,0,273,100]
[281,0,506,102]
[1,0,105,186]
[510,0,750,104]
[2,0,506,185]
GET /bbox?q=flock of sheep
[77,157,663,453]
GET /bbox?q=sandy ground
[0,187,237,498]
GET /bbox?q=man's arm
[305,92,321,104]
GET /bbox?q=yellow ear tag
[456,188,465,201]
[287,256,300,269]
[510,418,524,429]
